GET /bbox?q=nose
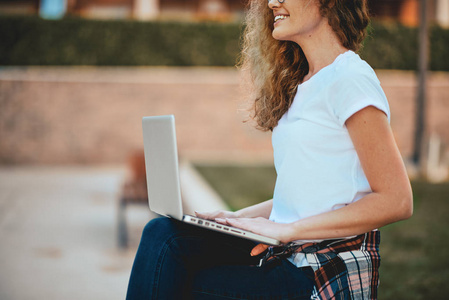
[268,0,285,8]
[268,0,281,9]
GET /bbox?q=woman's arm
[283,106,413,240]
[224,106,413,245]
[196,199,273,220]
[236,199,273,219]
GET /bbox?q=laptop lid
[142,115,183,220]
[142,115,281,246]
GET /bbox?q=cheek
[300,1,322,23]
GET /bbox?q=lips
[274,15,289,23]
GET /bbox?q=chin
[272,31,290,42]
[272,29,285,41]
[272,26,296,42]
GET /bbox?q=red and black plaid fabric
[296,231,381,300]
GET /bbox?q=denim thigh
[127,217,265,299]
[192,259,314,300]
[126,217,314,300]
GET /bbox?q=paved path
[0,165,226,300]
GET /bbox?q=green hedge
[362,22,449,71]
[1,15,448,70]
[0,16,242,66]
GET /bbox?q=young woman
[126,0,413,299]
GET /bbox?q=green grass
[195,165,277,211]
[195,165,449,299]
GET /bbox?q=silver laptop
[142,115,280,246]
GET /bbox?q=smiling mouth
[274,15,289,23]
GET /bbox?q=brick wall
[0,67,448,165]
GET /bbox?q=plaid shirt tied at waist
[260,231,381,300]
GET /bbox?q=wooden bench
[117,150,148,249]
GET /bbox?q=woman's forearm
[283,191,412,242]
[235,199,273,219]
[224,185,412,245]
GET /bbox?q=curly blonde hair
[239,0,370,131]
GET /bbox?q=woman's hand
[215,217,291,244]
[197,199,274,222]
[195,210,239,221]
[215,217,292,256]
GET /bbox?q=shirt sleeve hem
[338,101,390,127]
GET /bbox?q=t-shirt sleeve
[331,71,390,127]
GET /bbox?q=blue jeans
[126,218,314,299]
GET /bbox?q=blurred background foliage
[0,15,241,66]
[1,15,449,70]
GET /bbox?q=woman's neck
[295,23,348,83]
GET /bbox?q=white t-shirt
[269,50,390,267]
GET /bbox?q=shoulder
[333,52,380,87]
[329,51,386,98]
[328,52,390,126]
